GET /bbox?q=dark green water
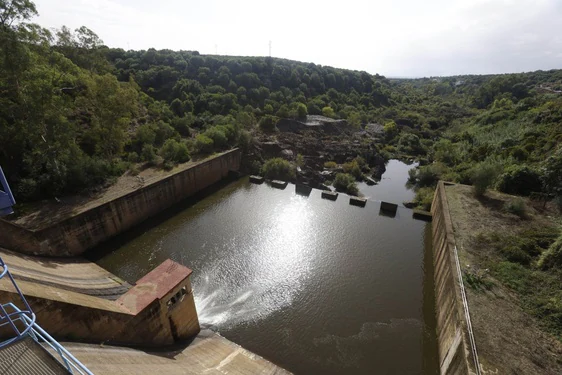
[95,161,439,374]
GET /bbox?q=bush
[126,152,139,163]
[160,139,191,164]
[497,165,542,196]
[408,163,446,187]
[342,160,362,179]
[195,134,214,154]
[333,173,358,195]
[538,234,562,270]
[324,161,337,169]
[261,158,295,180]
[322,106,336,118]
[471,162,500,197]
[413,187,435,211]
[259,115,277,132]
[504,198,527,218]
[129,164,140,176]
[203,126,228,149]
[397,133,424,155]
[296,103,308,118]
[141,144,157,164]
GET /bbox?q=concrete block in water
[413,209,432,222]
[349,196,367,207]
[295,184,313,197]
[380,201,398,214]
[249,175,264,184]
[271,180,288,189]
[321,191,338,201]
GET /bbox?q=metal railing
[0,257,94,374]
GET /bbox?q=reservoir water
[94,160,439,374]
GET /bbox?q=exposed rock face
[247,116,387,190]
[276,115,350,134]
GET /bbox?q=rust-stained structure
[0,257,199,347]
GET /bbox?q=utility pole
[269,40,272,57]
[215,44,218,55]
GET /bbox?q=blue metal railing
[0,257,94,374]
[0,166,16,216]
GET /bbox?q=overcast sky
[33,0,562,77]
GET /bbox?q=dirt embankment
[445,184,562,375]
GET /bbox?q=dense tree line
[1,0,561,205]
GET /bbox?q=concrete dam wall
[431,182,478,375]
[0,149,241,257]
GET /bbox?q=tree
[160,139,190,163]
[0,0,37,29]
[333,173,359,195]
[296,103,308,118]
[471,162,501,197]
[261,158,295,180]
[259,115,277,132]
[322,106,335,118]
[542,148,562,199]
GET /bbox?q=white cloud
[33,0,562,76]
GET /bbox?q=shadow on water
[85,175,240,264]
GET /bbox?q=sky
[33,0,562,77]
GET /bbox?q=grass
[474,226,562,339]
[492,261,562,340]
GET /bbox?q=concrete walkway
[0,248,130,300]
[63,330,292,375]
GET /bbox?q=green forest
[1,0,561,209]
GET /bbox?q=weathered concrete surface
[0,259,199,347]
[0,336,69,375]
[431,182,477,375]
[63,329,292,375]
[349,196,367,207]
[0,149,241,257]
[0,247,130,300]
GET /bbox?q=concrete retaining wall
[431,182,477,375]
[0,150,241,257]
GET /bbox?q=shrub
[203,126,228,148]
[261,158,295,180]
[397,133,424,155]
[324,161,337,169]
[195,134,214,154]
[413,187,435,211]
[408,163,446,187]
[160,139,191,164]
[333,173,358,195]
[342,160,362,179]
[259,115,277,132]
[141,144,157,164]
[471,162,501,197]
[129,164,140,176]
[322,106,336,118]
[538,234,562,270]
[497,165,542,196]
[126,152,139,163]
[296,103,308,118]
[504,198,527,218]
